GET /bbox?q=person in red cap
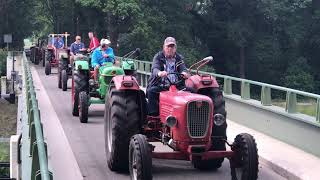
[87,32,100,52]
[146,37,190,116]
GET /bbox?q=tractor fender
[185,74,219,92]
[111,75,140,91]
[74,60,89,71]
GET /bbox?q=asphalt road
[34,65,287,180]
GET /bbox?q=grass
[0,142,10,177]
[272,101,316,117]
[0,99,17,137]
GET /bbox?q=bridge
[1,51,320,180]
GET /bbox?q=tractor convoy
[28,34,258,180]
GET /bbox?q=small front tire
[79,91,89,123]
[129,134,152,180]
[230,133,258,180]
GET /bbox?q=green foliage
[284,57,314,92]
[0,143,9,177]
[1,0,320,93]
[0,50,7,76]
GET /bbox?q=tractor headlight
[166,116,177,127]
[213,113,225,126]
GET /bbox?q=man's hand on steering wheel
[165,72,187,86]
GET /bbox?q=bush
[0,142,9,177]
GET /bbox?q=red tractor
[104,56,258,180]
[45,33,70,75]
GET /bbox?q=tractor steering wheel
[162,72,186,87]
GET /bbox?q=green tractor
[71,49,140,123]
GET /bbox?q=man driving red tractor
[146,37,190,116]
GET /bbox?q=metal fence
[21,52,52,179]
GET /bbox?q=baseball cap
[164,37,176,46]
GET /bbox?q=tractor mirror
[134,48,141,56]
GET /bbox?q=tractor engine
[159,89,214,154]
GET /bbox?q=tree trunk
[107,14,119,53]
[240,46,245,79]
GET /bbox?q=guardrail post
[316,98,320,122]
[223,78,232,95]
[261,86,272,106]
[241,81,250,100]
[286,91,297,113]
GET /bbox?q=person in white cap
[91,38,115,81]
[146,37,190,116]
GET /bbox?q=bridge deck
[25,63,320,180]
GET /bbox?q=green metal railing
[129,59,320,123]
[21,51,53,179]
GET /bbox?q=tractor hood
[159,87,214,152]
[159,90,213,120]
[100,64,124,76]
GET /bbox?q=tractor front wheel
[79,91,89,123]
[62,69,68,91]
[72,70,88,116]
[129,134,152,180]
[105,86,142,172]
[230,133,258,180]
[45,61,51,75]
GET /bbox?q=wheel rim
[132,151,138,180]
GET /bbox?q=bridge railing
[21,51,53,179]
[125,58,320,123]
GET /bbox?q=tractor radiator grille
[187,101,210,138]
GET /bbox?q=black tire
[230,133,258,180]
[58,69,62,89]
[45,61,51,75]
[72,70,89,116]
[34,49,40,65]
[79,91,89,123]
[62,69,68,91]
[193,87,227,170]
[129,134,152,180]
[30,47,35,63]
[105,86,142,172]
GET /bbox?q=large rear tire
[45,61,51,75]
[105,86,142,172]
[230,133,258,180]
[79,91,89,123]
[62,69,68,91]
[72,70,88,116]
[129,134,152,180]
[193,87,226,170]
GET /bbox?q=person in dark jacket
[146,37,190,116]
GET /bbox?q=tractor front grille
[187,101,210,138]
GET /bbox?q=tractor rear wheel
[34,49,40,65]
[105,85,142,172]
[58,66,62,89]
[45,61,51,75]
[72,70,88,116]
[129,134,152,180]
[62,69,68,91]
[79,91,89,123]
[230,133,258,180]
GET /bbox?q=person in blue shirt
[91,38,115,81]
[54,36,64,49]
[70,35,86,63]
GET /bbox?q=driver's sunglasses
[76,38,81,40]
